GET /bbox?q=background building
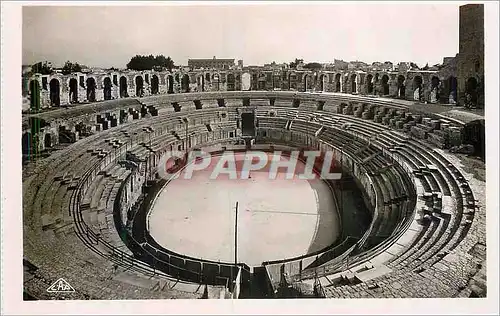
[333,59,348,71]
[188,56,236,70]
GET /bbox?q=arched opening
[303,74,309,92]
[288,73,297,91]
[44,133,52,149]
[350,74,357,93]
[181,74,190,93]
[227,73,235,91]
[335,74,342,92]
[212,74,220,91]
[69,78,78,103]
[103,77,112,100]
[197,76,205,92]
[119,76,128,98]
[465,77,478,107]
[205,73,211,82]
[430,76,440,103]
[257,73,265,90]
[381,75,389,95]
[86,77,96,102]
[413,76,423,101]
[463,119,485,160]
[366,74,374,94]
[167,75,174,94]
[397,75,405,99]
[241,73,251,91]
[319,74,326,92]
[151,75,159,95]
[235,74,241,91]
[447,76,457,103]
[431,76,440,87]
[135,76,144,97]
[49,78,60,106]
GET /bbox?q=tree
[410,62,420,70]
[289,58,304,69]
[154,55,175,71]
[61,61,82,75]
[126,54,175,71]
[31,61,53,75]
[433,64,442,71]
[303,62,322,70]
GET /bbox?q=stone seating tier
[23,93,477,299]
[251,106,471,294]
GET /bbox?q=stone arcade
[26,67,467,111]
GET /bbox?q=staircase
[239,267,274,299]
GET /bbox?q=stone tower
[457,4,484,108]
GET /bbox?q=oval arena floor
[148,152,340,267]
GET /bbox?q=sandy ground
[148,152,340,267]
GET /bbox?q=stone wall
[28,67,457,110]
[118,167,145,227]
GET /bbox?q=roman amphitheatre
[22,59,487,299]
[16,2,490,303]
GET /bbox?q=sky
[22,3,461,69]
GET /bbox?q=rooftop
[188,58,235,62]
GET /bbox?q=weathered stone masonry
[27,68,464,110]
